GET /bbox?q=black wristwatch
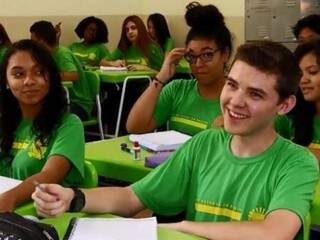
[69,187,86,212]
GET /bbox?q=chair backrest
[79,160,98,188]
[311,179,320,225]
[84,71,101,99]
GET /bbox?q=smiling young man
[32,41,319,240]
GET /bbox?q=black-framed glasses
[184,48,221,64]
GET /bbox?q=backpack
[0,212,58,240]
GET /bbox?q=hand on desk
[127,64,151,71]
[32,184,73,218]
[100,59,126,67]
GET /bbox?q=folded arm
[162,209,301,240]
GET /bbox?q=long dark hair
[118,15,154,58]
[147,13,171,51]
[291,40,320,146]
[0,24,11,47]
[185,2,232,55]
[0,39,67,153]
[75,16,109,43]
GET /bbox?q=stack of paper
[0,176,21,194]
[100,66,127,71]
[129,130,191,152]
[66,217,157,240]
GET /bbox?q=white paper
[129,130,191,151]
[100,66,128,71]
[0,176,21,193]
[67,217,157,240]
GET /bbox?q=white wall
[0,0,245,50]
[0,0,244,17]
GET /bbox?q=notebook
[0,176,21,194]
[64,217,157,240]
[100,66,128,71]
[129,130,191,152]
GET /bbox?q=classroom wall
[0,0,244,51]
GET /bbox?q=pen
[33,180,46,192]
[33,181,59,200]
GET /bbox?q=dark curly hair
[75,16,109,43]
[30,20,57,47]
[293,14,320,39]
[0,39,67,154]
[185,1,232,55]
[147,13,171,51]
[290,39,320,146]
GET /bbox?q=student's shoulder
[191,128,230,145]
[57,112,83,129]
[56,45,73,55]
[277,136,318,168]
[68,42,81,49]
[165,79,197,91]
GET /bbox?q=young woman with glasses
[126,2,232,136]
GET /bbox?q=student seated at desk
[100,15,164,71]
[69,16,111,67]
[0,39,84,212]
[290,39,320,163]
[30,20,93,120]
[0,23,11,64]
[126,2,232,136]
[32,41,319,240]
[147,13,174,56]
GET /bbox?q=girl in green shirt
[127,2,232,135]
[147,13,174,55]
[69,16,110,67]
[292,39,320,163]
[0,23,11,64]
[0,39,85,212]
[101,15,164,71]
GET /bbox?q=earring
[6,85,9,89]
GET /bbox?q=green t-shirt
[1,113,85,186]
[0,46,8,65]
[110,43,164,70]
[154,79,221,136]
[53,46,93,116]
[132,129,319,240]
[163,37,174,53]
[68,42,110,67]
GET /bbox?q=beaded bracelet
[152,77,166,87]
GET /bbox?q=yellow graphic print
[88,53,96,60]
[195,200,241,220]
[170,115,208,130]
[248,207,267,221]
[13,140,47,160]
[309,143,320,150]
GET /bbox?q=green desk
[62,81,73,88]
[96,70,156,84]
[15,202,36,216]
[41,212,204,240]
[85,136,153,183]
